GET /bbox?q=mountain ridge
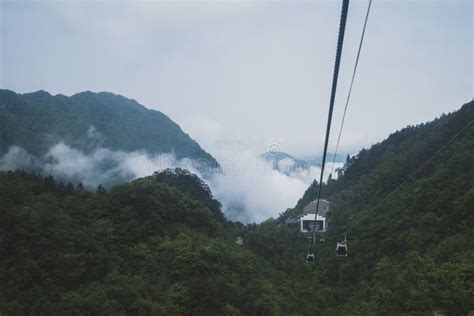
[0,89,219,170]
[263,100,474,313]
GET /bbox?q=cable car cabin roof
[300,200,330,217]
[285,217,300,225]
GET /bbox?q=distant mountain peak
[24,90,52,98]
[0,89,220,174]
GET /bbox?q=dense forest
[0,89,219,169]
[273,100,474,313]
[0,101,473,314]
[0,169,289,314]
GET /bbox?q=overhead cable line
[309,0,350,251]
[329,0,373,177]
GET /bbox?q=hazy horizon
[1,0,472,158]
[1,87,470,160]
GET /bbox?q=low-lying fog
[0,141,342,223]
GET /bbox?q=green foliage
[152,168,224,222]
[0,101,473,314]
[0,89,219,168]
[267,101,474,314]
[0,170,292,315]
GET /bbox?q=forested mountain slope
[259,100,474,313]
[0,170,289,314]
[0,101,472,315]
[0,89,218,168]
[295,101,473,214]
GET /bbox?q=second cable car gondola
[336,235,348,257]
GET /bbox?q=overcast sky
[1,0,472,158]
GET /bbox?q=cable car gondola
[306,252,315,264]
[336,235,348,257]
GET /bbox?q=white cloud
[1,143,198,187]
[208,156,310,223]
[0,146,37,171]
[278,157,296,170]
[180,116,226,152]
[0,142,345,223]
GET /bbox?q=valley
[1,94,472,314]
